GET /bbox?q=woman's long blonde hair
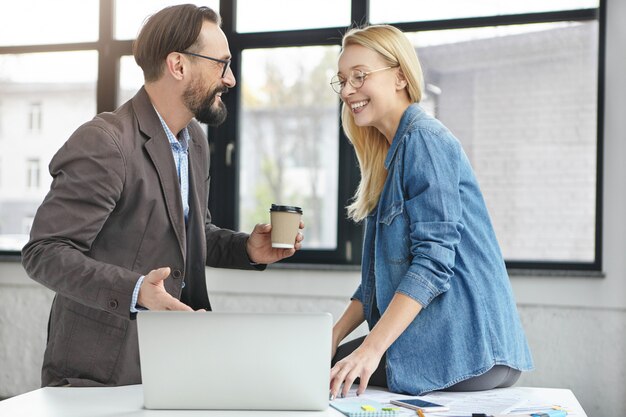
[342,25,424,222]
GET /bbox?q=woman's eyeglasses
[329,66,396,94]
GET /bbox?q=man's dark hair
[133,4,221,82]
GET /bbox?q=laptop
[137,311,332,410]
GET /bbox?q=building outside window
[0,50,97,251]
[406,21,598,263]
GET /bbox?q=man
[21,5,303,387]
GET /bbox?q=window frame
[207,1,366,266]
[0,0,605,273]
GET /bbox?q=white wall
[1,1,624,415]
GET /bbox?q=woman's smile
[350,99,370,113]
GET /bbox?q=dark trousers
[332,336,521,392]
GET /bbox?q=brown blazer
[22,87,256,387]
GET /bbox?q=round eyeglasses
[179,51,231,78]
[329,66,397,94]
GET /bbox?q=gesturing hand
[246,221,304,264]
[137,267,193,311]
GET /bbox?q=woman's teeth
[351,100,369,110]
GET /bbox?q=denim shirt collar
[384,103,424,169]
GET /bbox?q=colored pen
[531,410,567,417]
[470,410,567,417]
[416,409,426,417]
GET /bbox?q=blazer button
[108,299,119,310]
[172,270,182,279]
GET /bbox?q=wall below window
[0,267,52,398]
[0,266,624,416]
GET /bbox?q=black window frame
[0,0,605,274]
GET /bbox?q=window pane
[119,56,145,106]
[115,0,219,40]
[409,21,598,262]
[236,0,350,33]
[239,46,340,250]
[371,0,599,24]
[0,1,98,46]
[0,51,97,251]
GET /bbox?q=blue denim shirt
[353,104,533,395]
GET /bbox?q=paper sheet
[421,390,527,416]
[340,386,528,417]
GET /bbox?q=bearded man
[21,4,303,388]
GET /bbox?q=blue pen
[531,410,567,417]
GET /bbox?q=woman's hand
[329,344,384,399]
[329,294,423,399]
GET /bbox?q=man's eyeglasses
[179,51,231,78]
[329,66,397,94]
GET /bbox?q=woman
[329,25,533,399]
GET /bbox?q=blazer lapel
[180,131,212,310]
[187,133,205,230]
[132,87,186,260]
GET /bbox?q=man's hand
[246,221,304,264]
[137,267,193,311]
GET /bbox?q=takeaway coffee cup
[270,204,303,249]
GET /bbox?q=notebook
[137,311,332,410]
[331,398,400,417]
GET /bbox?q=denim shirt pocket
[377,200,411,267]
[379,200,403,226]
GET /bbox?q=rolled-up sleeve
[395,127,464,308]
[351,284,364,303]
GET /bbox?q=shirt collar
[153,107,190,152]
[384,104,424,169]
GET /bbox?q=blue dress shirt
[131,110,191,313]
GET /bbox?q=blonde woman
[329,25,533,399]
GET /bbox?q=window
[118,56,144,106]
[216,1,604,270]
[236,0,350,33]
[0,50,97,252]
[114,1,219,40]
[407,21,599,264]
[0,1,98,46]
[209,3,363,265]
[0,1,604,272]
[370,0,598,23]
[238,46,340,250]
[26,159,40,189]
[28,102,42,132]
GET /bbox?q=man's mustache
[216,87,229,95]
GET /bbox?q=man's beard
[183,80,228,126]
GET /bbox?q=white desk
[0,385,587,417]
